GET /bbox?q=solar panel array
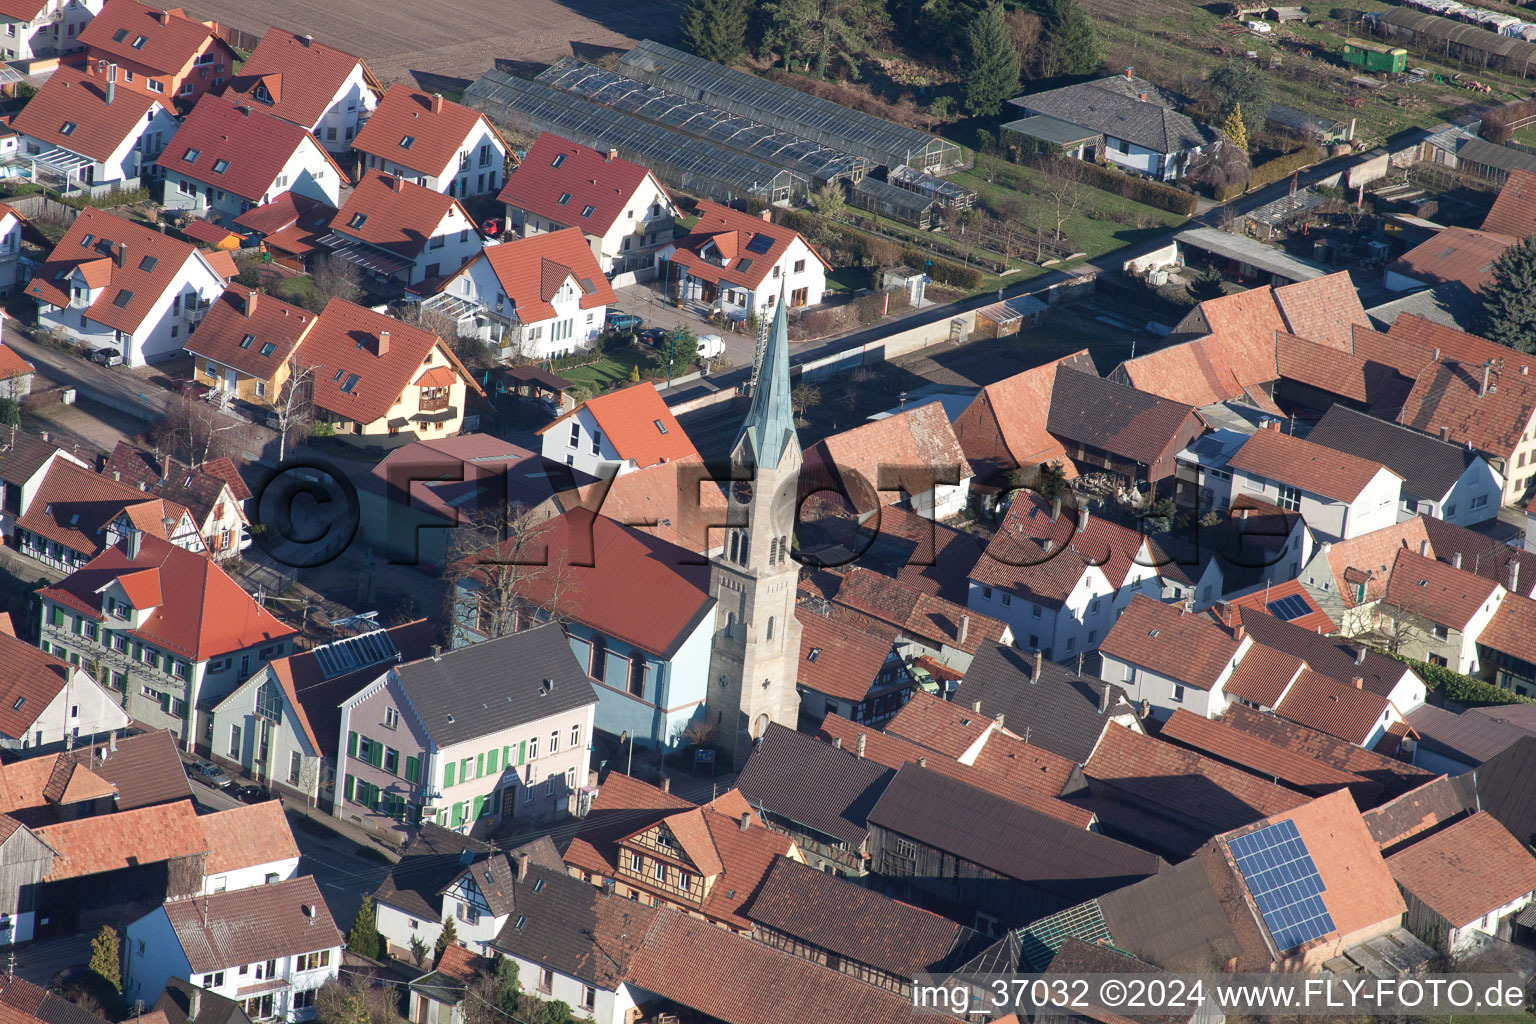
[1228,819,1336,952]
[537,59,867,185]
[312,628,400,680]
[1265,594,1312,622]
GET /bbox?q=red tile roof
[39,533,295,662]
[498,132,667,238]
[183,284,314,381]
[1384,546,1500,631]
[0,633,76,739]
[1321,518,1433,607]
[538,380,695,468]
[824,568,1006,656]
[1158,709,1361,792]
[1388,811,1536,927]
[1115,334,1246,408]
[12,64,169,163]
[1271,271,1371,351]
[1117,287,1286,406]
[353,84,497,177]
[1475,590,1536,666]
[1273,669,1391,745]
[164,875,342,973]
[1391,318,1536,457]
[1390,313,1523,369]
[16,457,191,556]
[158,95,338,203]
[299,298,482,425]
[333,171,468,258]
[1222,703,1432,795]
[795,610,899,702]
[1085,723,1308,835]
[1482,168,1536,237]
[224,28,378,131]
[1229,427,1395,502]
[1218,642,1306,708]
[884,689,994,759]
[1275,331,1413,409]
[199,799,299,875]
[37,799,206,880]
[450,226,614,325]
[666,200,826,291]
[988,494,1151,589]
[1226,580,1337,633]
[952,350,1096,475]
[1350,323,1436,381]
[1100,594,1242,690]
[1387,226,1514,293]
[78,0,226,74]
[0,341,32,381]
[564,454,727,554]
[1198,288,1288,382]
[26,208,209,334]
[802,402,971,509]
[562,771,701,877]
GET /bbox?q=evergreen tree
[1221,105,1248,154]
[1186,264,1226,304]
[491,958,521,1012]
[761,0,888,77]
[963,3,1021,116]
[347,895,383,961]
[681,0,750,64]
[435,913,459,961]
[88,926,121,994]
[1481,236,1536,353]
[1034,0,1099,77]
[1207,59,1270,141]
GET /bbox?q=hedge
[899,248,985,289]
[771,208,986,290]
[1381,650,1536,709]
[1215,145,1326,202]
[1051,158,1198,217]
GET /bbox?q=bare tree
[272,351,317,463]
[149,393,256,467]
[443,502,568,643]
[1039,174,1085,242]
[309,255,364,307]
[1371,606,1430,657]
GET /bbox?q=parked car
[697,334,727,359]
[605,312,643,333]
[188,760,233,789]
[88,347,123,367]
[232,784,268,804]
[639,328,669,348]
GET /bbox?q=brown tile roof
[1228,427,1396,502]
[822,567,1006,656]
[1275,331,1414,409]
[537,379,693,468]
[1387,226,1514,293]
[564,453,725,554]
[794,610,899,702]
[17,458,191,556]
[1482,167,1536,236]
[1475,590,1536,665]
[802,401,971,510]
[182,285,314,383]
[1391,312,1523,368]
[0,633,77,740]
[353,84,499,178]
[694,808,797,928]
[1397,360,1536,459]
[1319,517,1433,607]
[224,28,378,132]
[1360,773,1477,850]
[1350,323,1436,380]
[1115,333,1245,408]
[562,772,694,878]
[1158,709,1362,793]
[299,298,482,425]
[1085,724,1308,835]
[1383,546,1500,630]
[1226,580,1337,634]
[1046,369,1199,466]
[78,0,225,75]
[1273,669,1392,745]
[157,95,339,203]
[1197,287,1288,382]
[12,64,168,163]
[665,200,827,292]
[0,756,80,814]
[969,530,1094,608]
[1218,642,1306,708]
[987,494,1151,589]
[38,799,207,880]
[1100,594,1242,691]
[1386,811,1536,927]
[497,132,666,238]
[884,689,994,759]
[164,875,342,972]
[1421,515,1536,596]
[333,171,468,258]
[63,729,191,810]
[198,800,298,875]
[952,350,1096,476]
[1222,703,1432,792]
[1272,271,1371,351]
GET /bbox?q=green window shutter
[461,757,473,780]
[344,775,355,801]
[444,761,456,788]
[50,606,63,628]
[405,756,420,783]
[371,742,384,768]
[487,749,499,774]
[492,787,501,814]
[518,740,526,766]
[503,745,512,769]
[472,795,485,819]
[476,753,485,778]
[450,802,463,827]
[347,731,358,758]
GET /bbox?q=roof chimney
[1234,623,1245,643]
[1351,676,1364,689]
[114,242,126,268]
[301,32,313,46]
[1138,91,1148,102]
[124,526,142,559]
[971,699,982,713]
[1481,361,1493,398]
[111,471,119,481]
[1453,552,1463,569]
[1033,648,1043,681]
[1051,497,1062,522]
[831,736,842,749]
[378,330,390,356]
[1043,539,1055,554]
[916,756,927,768]
[244,290,258,318]
[606,148,617,162]
[1078,506,1090,531]
[189,988,201,1021]
[390,175,403,194]
[1440,426,1450,442]
[738,812,750,831]
[957,614,969,646]
[759,209,772,222]
[431,643,441,660]
[1125,66,1134,79]
[855,733,866,758]
[1512,560,1522,594]
[430,92,444,115]
[660,776,671,792]
[994,712,1005,728]
[105,63,117,105]
[1433,348,1441,362]
[1099,684,1110,713]
[155,8,168,24]
[1420,539,1430,557]
[515,852,529,881]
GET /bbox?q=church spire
[736,291,795,469]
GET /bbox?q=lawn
[558,349,651,392]
[825,267,870,293]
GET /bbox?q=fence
[212,22,262,54]
[6,194,79,225]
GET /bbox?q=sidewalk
[282,794,405,863]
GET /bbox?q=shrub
[898,247,985,289]
[1381,651,1536,709]
[1216,145,1325,200]
[1042,158,1197,217]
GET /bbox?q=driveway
[612,282,758,373]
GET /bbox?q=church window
[766,616,774,641]
[726,612,736,638]
[768,538,776,566]
[729,532,739,563]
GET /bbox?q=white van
[697,334,726,359]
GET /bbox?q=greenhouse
[849,176,936,228]
[888,165,977,209]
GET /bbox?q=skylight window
[334,369,345,381]
[113,289,134,308]
[654,419,667,434]
[59,121,77,136]
[239,333,254,349]
[557,192,571,206]
[532,878,545,893]
[551,152,566,168]
[131,35,146,48]
[807,648,821,663]
[581,204,594,217]
[112,27,127,41]
[11,697,22,711]
[348,213,368,229]
[212,158,229,174]
[184,147,200,163]
[80,234,94,249]
[259,342,276,356]
[341,373,360,393]
[745,233,774,255]
[736,258,754,273]
[139,256,158,272]
[515,915,527,930]
[399,135,415,149]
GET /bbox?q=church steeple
[735,291,795,470]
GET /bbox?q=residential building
[561,773,799,932]
[222,29,382,153]
[1005,73,1218,180]
[1421,515,1536,599]
[58,727,195,810]
[101,441,253,558]
[450,508,717,751]
[37,530,296,743]
[1157,709,1369,802]
[1222,702,1434,799]
[1402,703,1531,774]
[352,85,509,198]
[158,95,343,220]
[1271,330,1417,419]
[951,350,1097,492]
[1378,547,1503,673]
[1307,406,1502,526]
[231,193,335,272]
[122,876,342,1022]
[300,298,483,444]
[1297,517,1433,633]
[26,208,228,366]
[0,629,128,751]
[14,63,176,189]
[801,402,973,520]
[0,0,100,61]
[1232,605,1427,714]
[154,977,255,1024]
[197,799,302,894]
[333,624,597,835]
[1385,226,1513,295]
[536,381,696,478]
[1227,425,1402,542]
[1046,369,1205,493]
[1098,594,1249,720]
[321,171,482,286]
[498,132,677,277]
[793,607,912,727]
[0,207,31,296]
[184,285,316,412]
[13,456,202,570]
[656,200,827,317]
[207,621,435,807]
[75,0,235,105]
[430,225,614,359]
[1386,811,1536,954]
[0,432,88,539]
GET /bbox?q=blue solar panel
[744,232,774,255]
[1228,820,1336,952]
[1266,594,1312,622]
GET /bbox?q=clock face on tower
[732,481,754,504]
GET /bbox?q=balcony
[419,393,450,412]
